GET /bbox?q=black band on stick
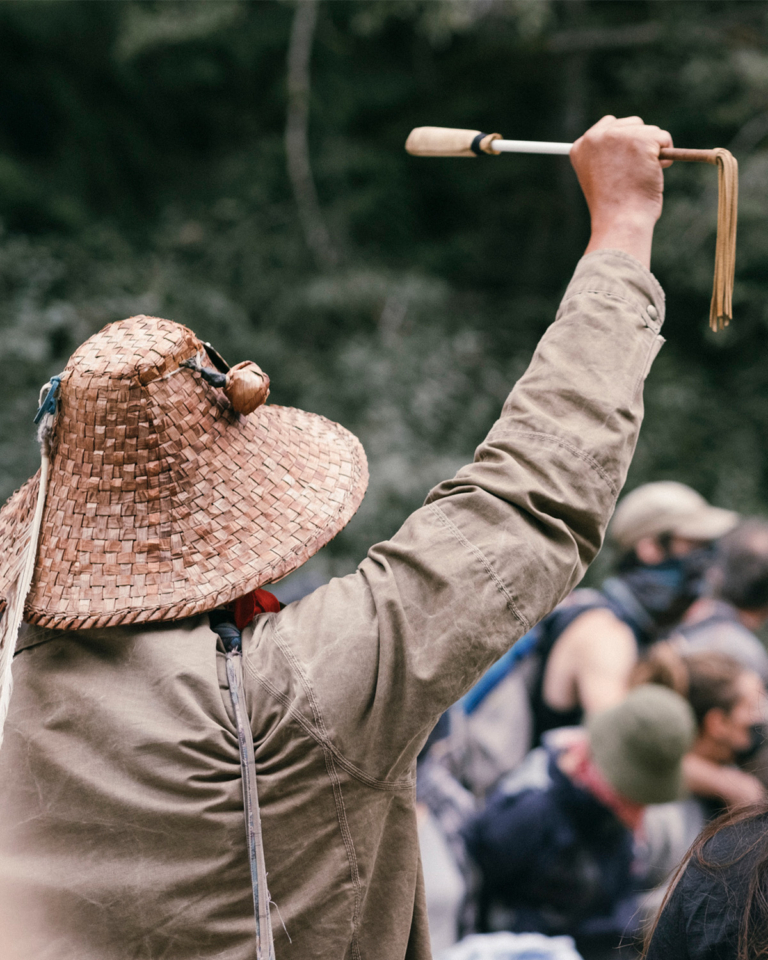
[470,133,487,156]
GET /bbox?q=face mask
[623,547,714,629]
[734,723,766,764]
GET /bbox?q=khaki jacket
[0,250,665,960]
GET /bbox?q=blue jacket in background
[463,744,637,939]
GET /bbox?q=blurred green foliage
[2,0,768,583]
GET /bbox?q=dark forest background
[2,0,768,589]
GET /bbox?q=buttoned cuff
[561,249,665,334]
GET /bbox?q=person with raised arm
[0,116,673,960]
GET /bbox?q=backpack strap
[211,615,276,960]
[460,625,541,715]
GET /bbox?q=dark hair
[716,519,768,611]
[630,644,745,728]
[643,803,768,960]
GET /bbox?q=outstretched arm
[252,117,673,781]
[683,754,767,808]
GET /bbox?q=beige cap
[610,481,738,550]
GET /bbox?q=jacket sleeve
[246,249,666,782]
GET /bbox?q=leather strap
[226,648,276,960]
[470,132,487,156]
[710,148,738,331]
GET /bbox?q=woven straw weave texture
[0,316,368,630]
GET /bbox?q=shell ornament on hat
[0,316,368,742]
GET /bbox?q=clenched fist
[570,116,673,269]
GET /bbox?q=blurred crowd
[415,482,768,960]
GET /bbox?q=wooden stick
[405,127,736,331]
[660,148,718,165]
[406,128,720,163]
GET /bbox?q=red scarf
[567,738,646,833]
[233,588,282,631]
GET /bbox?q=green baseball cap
[588,684,697,806]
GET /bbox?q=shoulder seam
[258,619,364,957]
[245,659,415,793]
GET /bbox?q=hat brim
[0,403,367,630]
[588,696,693,806]
[592,737,686,806]
[670,506,739,543]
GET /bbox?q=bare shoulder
[544,605,638,712]
[557,606,636,654]
[553,606,638,684]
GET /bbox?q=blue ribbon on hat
[33,376,63,424]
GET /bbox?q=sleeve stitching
[483,429,618,497]
[575,248,665,296]
[558,288,663,333]
[562,288,636,304]
[252,620,364,957]
[428,502,530,633]
[245,624,416,792]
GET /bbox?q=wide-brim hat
[587,684,697,806]
[610,480,738,551]
[0,316,368,630]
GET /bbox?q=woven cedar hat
[0,315,368,631]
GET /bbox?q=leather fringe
[710,148,738,332]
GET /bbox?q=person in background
[528,481,738,746]
[0,117,680,960]
[416,719,477,953]
[634,645,766,922]
[436,481,737,801]
[672,519,768,806]
[464,685,696,959]
[644,803,768,960]
[636,645,766,816]
[416,798,468,956]
[675,518,768,683]
[676,519,768,805]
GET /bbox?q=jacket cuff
[562,249,665,334]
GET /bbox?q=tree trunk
[285,0,339,270]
